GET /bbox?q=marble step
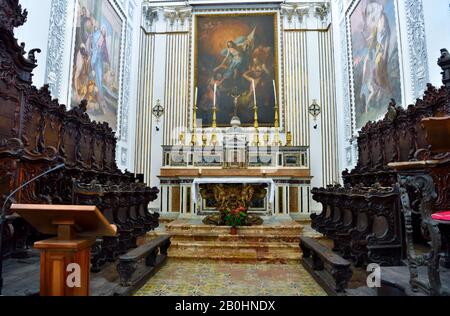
[167,239,301,262]
[167,252,301,262]
[168,244,301,263]
[147,218,313,262]
[168,232,301,243]
[166,225,302,236]
[170,240,300,249]
[167,253,301,263]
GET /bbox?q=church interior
[1,0,450,299]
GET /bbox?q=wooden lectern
[10,204,117,296]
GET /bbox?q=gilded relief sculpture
[200,184,266,226]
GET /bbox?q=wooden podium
[10,204,117,296]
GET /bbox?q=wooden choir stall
[0,0,170,296]
[306,48,450,296]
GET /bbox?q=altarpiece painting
[195,14,278,127]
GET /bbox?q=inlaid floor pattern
[135,259,327,296]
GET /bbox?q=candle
[194,87,198,107]
[214,83,217,107]
[273,80,277,106]
[252,80,257,106]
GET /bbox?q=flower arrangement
[223,206,247,228]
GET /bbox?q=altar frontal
[192,178,275,225]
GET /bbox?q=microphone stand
[0,163,65,295]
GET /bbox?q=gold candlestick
[192,88,198,146]
[273,81,281,146]
[179,132,185,145]
[286,132,292,146]
[191,108,198,146]
[253,103,260,146]
[252,80,260,146]
[273,104,281,146]
[202,131,207,146]
[264,131,270,146]
[211,104,218,146]
[212,105,217,129]
[211,81,218,146]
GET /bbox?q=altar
[157,115,312,216]
[192,178,276,215]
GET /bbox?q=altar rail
[0,0,159,266]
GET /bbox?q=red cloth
[432,211,450,222]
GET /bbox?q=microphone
[0,163,65,295]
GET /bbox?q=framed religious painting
[194,13,279,127]
[69,0,125,131]
[347,0,404,131]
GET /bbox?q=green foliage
[223,206,247,228]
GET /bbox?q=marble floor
[135,259,327,296]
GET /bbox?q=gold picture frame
[193,12,280,128]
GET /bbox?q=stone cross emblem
[152,100,164,122]
[309,100,321,119]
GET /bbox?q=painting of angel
[195,14,278,127]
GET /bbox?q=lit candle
[194,87,198,107]
[273,80,277,106]
[252,80,257,106]
[214,83,217,107]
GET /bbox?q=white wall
[14,0,52,88]
[424,0,450,87]
[127,0,143,172]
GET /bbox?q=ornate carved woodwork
[312,184,404,267]
[300,236,353,295]
[312,50,450,268]
[0,0,159,271]
[389,114,450,295]
[117,235,171,288]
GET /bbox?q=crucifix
[230,87,242,117]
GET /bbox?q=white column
[306,30,323,213]
[149,23,168,208]
[285,185,290,215]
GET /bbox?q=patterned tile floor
[135,259,327,296]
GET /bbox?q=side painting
[196,14,278,127]
[71,0,123,130]
[350,0,402,130]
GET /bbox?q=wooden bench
[117,235,171,289]
[300,237,352,295]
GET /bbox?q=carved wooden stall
[311,50,450,268]
[0,0,159,277]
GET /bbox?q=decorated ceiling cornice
[142,0,331,32]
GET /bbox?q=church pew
[72,181,160,272]
[300,236,352,295]
[117,235,171,293]
[312,184,404,267]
